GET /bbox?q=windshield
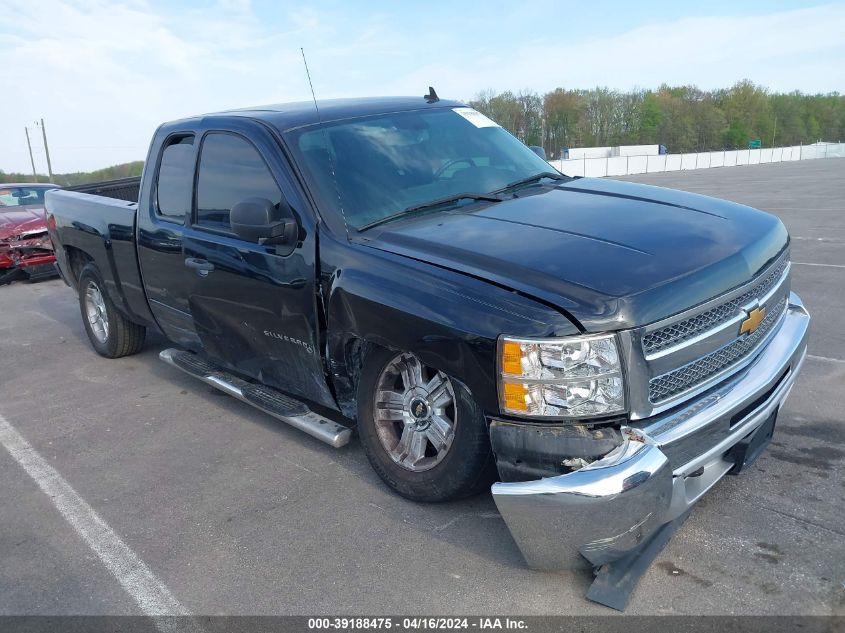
[0,186,50,208]
[286,107,556,229]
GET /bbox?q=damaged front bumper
[492,292,810,570]
[0,231,56,284]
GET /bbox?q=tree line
[4,80,842,180]
[0,161,144,186]
[469,80,845,158]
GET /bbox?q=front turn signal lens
[501,340,524,375]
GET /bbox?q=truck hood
[362,178,788,331]
[0,205,48,241]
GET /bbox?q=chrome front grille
[642,256,789,355]
[648,296,787,403]
[620,249,792,419]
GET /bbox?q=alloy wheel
[373,352,458,472]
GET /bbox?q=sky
[1,0,844,174]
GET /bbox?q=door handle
[184,257,215,277]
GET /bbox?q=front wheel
[357,348,497,502]
[78,263,146,358]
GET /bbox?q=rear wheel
[357,348,497,502]
[78,263,145,358]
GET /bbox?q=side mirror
[230,197,297,246]
[529,146,547,160]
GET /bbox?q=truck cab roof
[169,96,466,133]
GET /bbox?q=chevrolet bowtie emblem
[740,306,767,335]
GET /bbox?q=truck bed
[65,176,141,203]
[45,186,154,328]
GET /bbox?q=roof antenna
[424,86,439,103]
[300,47,350,240]
[301,47,322,121]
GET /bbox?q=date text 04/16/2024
[307,618,528,630]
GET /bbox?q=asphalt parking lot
[1,158,843,616]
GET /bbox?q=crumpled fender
[320,237,579,418]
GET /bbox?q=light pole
[24,127,38,181]
[35,119,54,180]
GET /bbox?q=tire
[77,263,146,358]
[357,347,497,502]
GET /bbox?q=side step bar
[159,348,352,448]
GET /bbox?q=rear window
[156,135,195,221]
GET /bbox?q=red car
[0,183,60,285]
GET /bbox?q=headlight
[498,334,625,419]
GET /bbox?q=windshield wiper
[357,192,502,231]
[493,171,566,195]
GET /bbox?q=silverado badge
[740,306,767,335]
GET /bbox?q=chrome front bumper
[492,292,810,570]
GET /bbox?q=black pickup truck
[46,96,809,571]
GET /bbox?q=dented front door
[181,118,336,409]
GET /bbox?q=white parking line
[792,261,845,269]
[808,354,845,365]
[792,236,845,242]
[0,412,192,619]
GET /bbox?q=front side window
[156,135,194,221]
[286,107,553,229]
[195,133,282,232]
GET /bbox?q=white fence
[549,142,845,178]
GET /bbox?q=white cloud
[387,4,845,96]
[1,1,842,174]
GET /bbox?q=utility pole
[771,116,777,149]
[36,118,54,180]
[24,127,38,181]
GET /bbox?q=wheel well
[333,336,481,423]
[346,337,390,391]
[331,336,385,420]
[65,247,93,287]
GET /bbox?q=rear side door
[136,131,202,349]
[181,118,336,409]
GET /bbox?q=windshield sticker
[452,107,500,128]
